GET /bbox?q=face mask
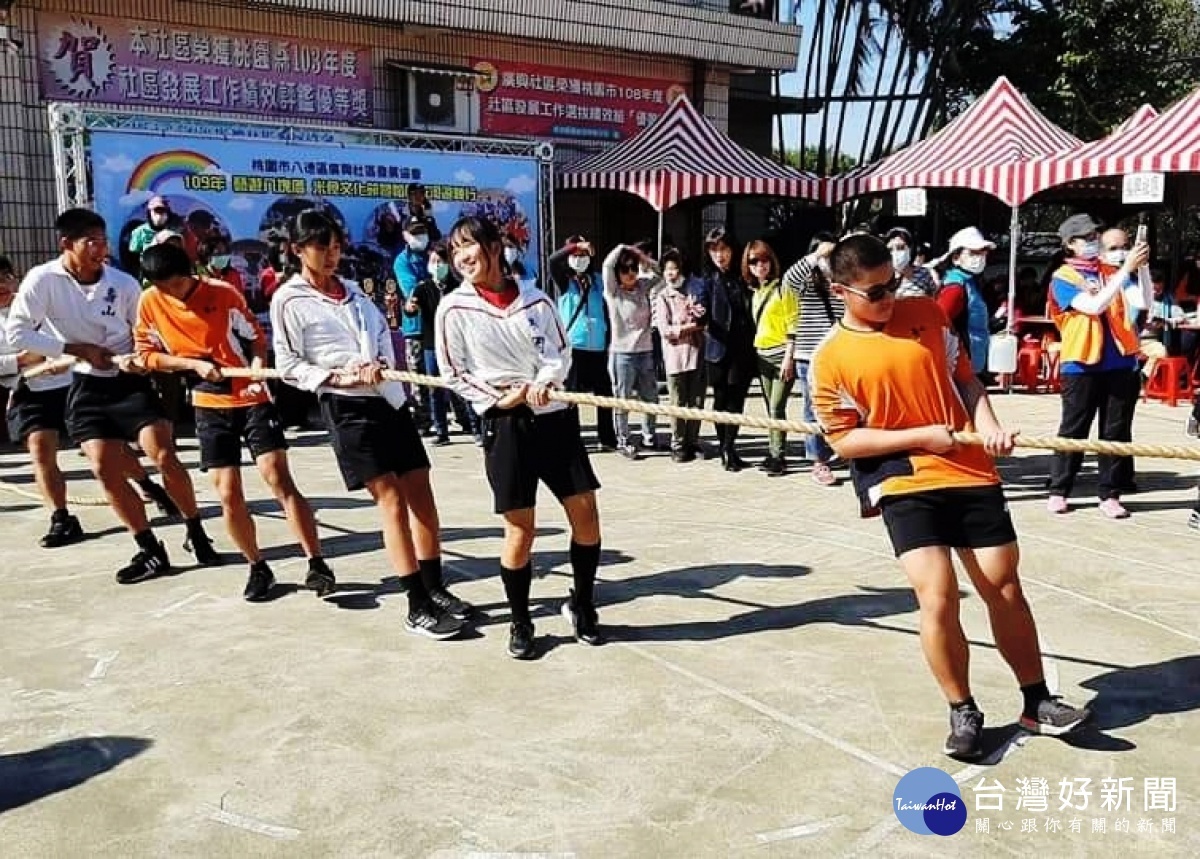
[1077,240,1101,260]
[891,249,911,271]
[408,235,429,252]
[210,254,231,270]
[503,247,520,265]
[959,252,987,274]
[1102,249,1127,266]
[568,255,590,273]
[429,262,449,281]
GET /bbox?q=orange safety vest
[1048,264,1140,365]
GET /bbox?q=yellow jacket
[751,280,800,352]
[1049,265,1139,365]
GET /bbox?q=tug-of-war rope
[4,355,1200,508]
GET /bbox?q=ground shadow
[1077,655,1200,733]
[1000,454,1197,502]
[602,559,924,642]
[0,736,152,813]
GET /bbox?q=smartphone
[1136,224,1148,245]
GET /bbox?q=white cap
[948,227,996,253]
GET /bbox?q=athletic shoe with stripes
[405,603,464,640]
[116,541,170,585]
[1019,697,1090,736]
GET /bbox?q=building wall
[3,0,757,272]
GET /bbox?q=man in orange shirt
[810,234,1090,760]
[135,243,333,602]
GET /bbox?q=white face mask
[1102,249,1127,266]
[504,247,520,265]
[1077,240,1101,260]
[568,255,590,273]
[407,234,429,252]
[959,252,987,274]
[891,249,911,271]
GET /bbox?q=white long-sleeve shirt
[5,259,139,386]
[435,280,571,415]
[270,275,408,409]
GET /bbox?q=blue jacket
[942,267,990,374]
[393,248,427,339]
[692,268,755,366]
[557,273,608,352]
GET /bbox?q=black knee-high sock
[500,562,533,625]
[569,540,600,609]
[403,570,430,613]
[418,557,444,593]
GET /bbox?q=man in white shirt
[437,216,603,660]
[6,209,219,584]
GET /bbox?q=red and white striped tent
[558,94,822,212]
[1022,104,1159,199]
[825,77,1081,207]
[1113,103,1160,135]
[1029,89,1200,189]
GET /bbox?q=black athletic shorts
[194,402,288,471]
[482,406,601,514]
[878,484,1018,558]
[6,384,69,443]
[65,373,166,445]
[319,394,430,491]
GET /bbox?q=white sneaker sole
[1018,712,1090,736]
[404,618,463,640]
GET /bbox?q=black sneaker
[562,591,604,646]
[944,707,985,760]
[140,480,180,519]
[1189,509,1200,531]
[404,602,464,640]
[305,559,337,597]
[1187,413,1199,438]
[433,433,451,447]
[765,457,787,477]
[1019,696,1090,736]
[243,562,276,602]
[183,531,223,566]
[429,587,472,619]
[670,449,688,463]
[116,542,170,584]
[508,620,536,659]
[40,513,84,548]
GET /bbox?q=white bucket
[988,332,1019,374]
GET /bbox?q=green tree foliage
[784,146,859,173]
[952,0,1200,138]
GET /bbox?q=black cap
[404,215,429,233]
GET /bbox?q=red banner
[472,59,687,143]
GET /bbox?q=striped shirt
[783,255,844,361]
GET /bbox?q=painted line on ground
[152,592,208,619]
[208,807,300,840]
[754,815,850,844]
[88,651,119,680]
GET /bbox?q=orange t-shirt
[135,277,269,409]
[809,297,999,511]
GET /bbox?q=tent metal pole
[1006,205,1020,334]
[657,209,665,257]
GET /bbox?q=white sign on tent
[1122,172,1165,205]
[896,187,928,217]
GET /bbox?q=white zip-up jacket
[435,279,570,415]
[5,259,139,388]
[270,275,408,409]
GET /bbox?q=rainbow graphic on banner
[126,150,221,192]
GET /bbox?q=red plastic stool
[1143,356,1191,407]
[1015,342,1044,392]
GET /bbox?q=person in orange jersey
[135,241,333,602]
[810,233,1090,761]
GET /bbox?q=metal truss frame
[47,102,557,273]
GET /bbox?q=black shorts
[482,406,601,514]
[6,384,69,443]
[319,394,430,491]
[194,403,288,471]
[879,484,1018,558]
[65,374,166,445]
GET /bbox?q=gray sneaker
[1019,696,1090,736]
[1187,414,1200,438]
[944,708,985,759]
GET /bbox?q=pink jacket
[652,280,704,375]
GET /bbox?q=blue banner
[89,129,541,304]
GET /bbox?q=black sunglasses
[748,257,771,266]
[839,274,901,303]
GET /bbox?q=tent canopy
[1031,88,1200,188]
[558,94,822,211]
[1024,104,1159,200]
[827,77,1081,207]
